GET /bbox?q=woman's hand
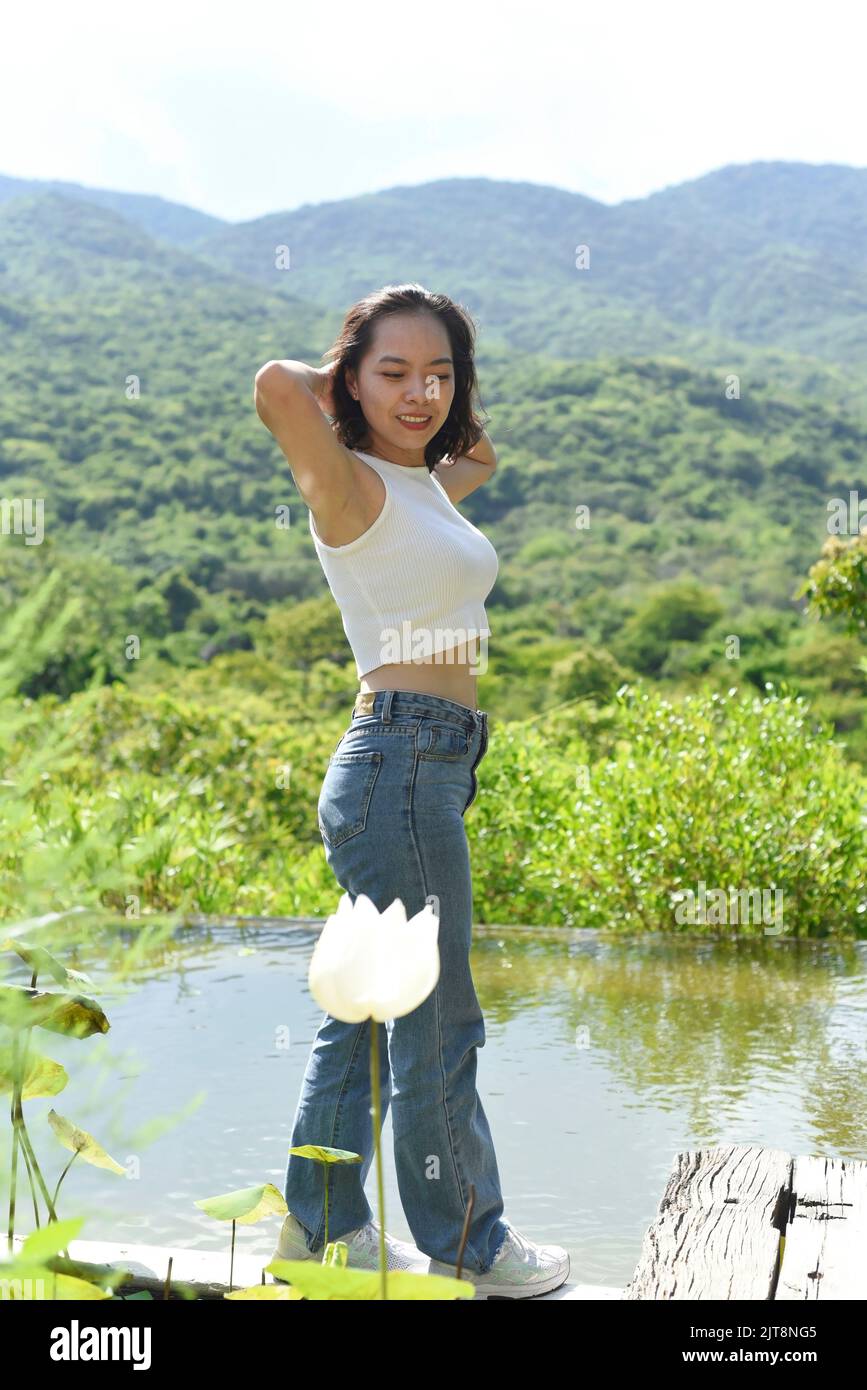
[439,428,494,468]
[312,361,339,417]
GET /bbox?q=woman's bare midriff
[360,648,482,713]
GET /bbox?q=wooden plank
[775,1154,867,1300]
[622,1144,792,1300]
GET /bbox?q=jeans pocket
[318,750,383,847]
[416,719,471,761]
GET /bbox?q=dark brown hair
[321,283,489,472]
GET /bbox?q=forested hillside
[1,166,865,757]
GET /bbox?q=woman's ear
[345,367,358,401]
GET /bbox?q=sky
[1,0,865,225]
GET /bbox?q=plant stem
[8,1066,19,1256]
[51,1150,81,1212]
[19,1133,41,1231]
[8,1030,46,1253]
[16,1113,61,1228]
[369,1018,387,1301]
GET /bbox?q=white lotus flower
[309,892,440,1023]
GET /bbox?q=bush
[470,684,867,935]
[612,581,725,675]
[550,644,628,701]
[2,679,864,937]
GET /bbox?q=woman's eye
[383,373,451,381]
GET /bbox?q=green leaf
[19,1217,86,1261]
[1,935,96,990]
[193,1181,287,1224]
[46,1110,127,1175]
[0,984,109,1038]
[0,1046,68,1099]
[265,1259,475,1300]
[287,1144,363,1165]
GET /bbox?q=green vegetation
[1,165,867,1307]
[472,685,866,933]
[3,333,867,756]
[2,630,864,934]
[800,530,867,638]
[1,169,866,939]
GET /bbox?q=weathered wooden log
[622,1144,791,1300]
[775,1154,867,1300]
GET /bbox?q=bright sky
[2,0,865,224]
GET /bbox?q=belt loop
[380,689,394,723]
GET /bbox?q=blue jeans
[283,687,509,1273]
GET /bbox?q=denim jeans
[283,687,509,1273]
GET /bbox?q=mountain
[2,164,866,601]
[0,164,865,754]
[0,191,255,299]
[4,162,867,386]
[0,172,223,245]
[180,162,867,374]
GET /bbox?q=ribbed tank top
[308,450,499,678]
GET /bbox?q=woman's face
[345,311,456,460]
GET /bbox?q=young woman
[254,283,569,1298]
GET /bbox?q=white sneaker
[427,1224,570,1299]
[272,1211,428,1276]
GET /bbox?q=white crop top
[308,450,499,678]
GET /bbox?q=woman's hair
[321,283,489,472]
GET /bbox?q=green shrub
[470,684,867,935]
[2,680,864,937]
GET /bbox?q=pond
[16,922,867,1290]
